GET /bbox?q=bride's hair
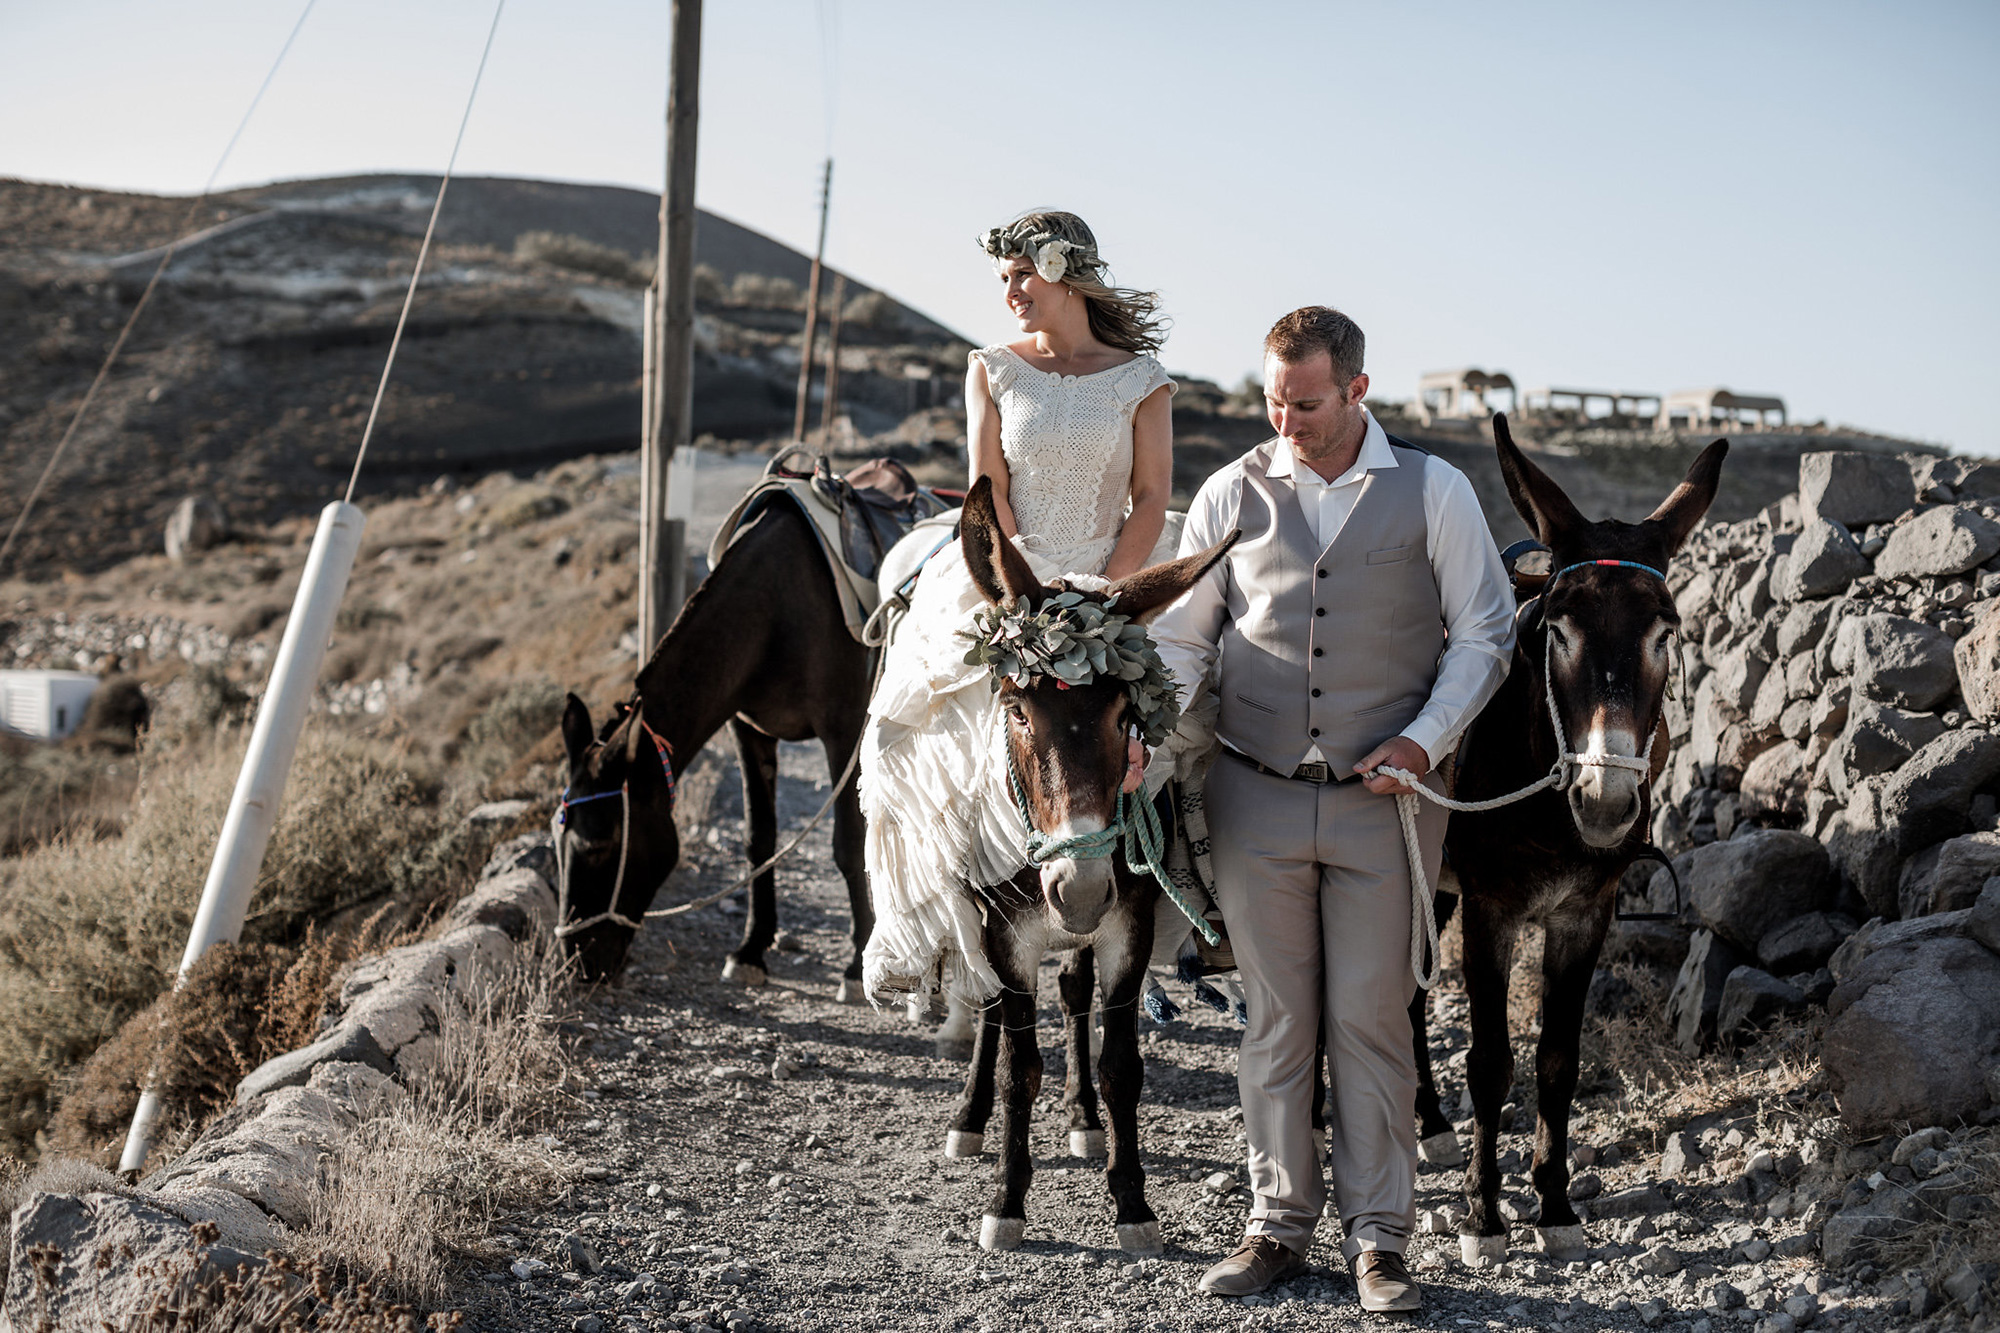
[979,211,1168,354]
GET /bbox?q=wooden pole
[818,273,847,445]
[637,282,657,664]
[641,0,701,657]
[790,158,832,444]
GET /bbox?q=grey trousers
[1206,754,1448,1259]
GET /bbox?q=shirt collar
[1267,408,1394,487]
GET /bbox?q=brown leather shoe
[1354,1248,1421,1313]
[1198,1234,1308,1297]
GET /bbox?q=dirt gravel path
[457,741,1883,1333]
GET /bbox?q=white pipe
[119,500,366,1174]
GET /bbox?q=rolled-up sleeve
[1400,460,1516,767]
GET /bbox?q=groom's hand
[1357,736,1431,796]
[1122,735,1148,793]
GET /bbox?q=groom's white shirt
[1155,408,1516,769]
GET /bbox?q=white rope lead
[0,0,319,573]
[342,0,506,505]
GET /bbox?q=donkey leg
[1528,899,1613,1261]
[1097,911,1160,1255]
[1058,948,1105,1159]
[1458,893,1518,1264]
[825,730,873,1004]
[980,945,1043,1252]
[722,719,778,986]
[946,998,1001,1158]
[1415,890,1464,1167]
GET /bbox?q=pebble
[564,1232,603,1274]
[572,1319,601,1333]
[1736,1238,1772,1264]
[647,1183,663,1198]
[1636,1245,1684,1277]
[511,1257,552,1279]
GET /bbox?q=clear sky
[4,1,1997,451]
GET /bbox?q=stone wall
[1,835,556,1330]
[1648,449,2000,1134]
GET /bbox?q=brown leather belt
[1221,747,1361,786]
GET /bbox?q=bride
[860,210,1176,1004]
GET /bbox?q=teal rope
[1006,746,1221,947]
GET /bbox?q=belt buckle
[1293,761,1330,784]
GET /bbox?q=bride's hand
[1122,736,1147,793]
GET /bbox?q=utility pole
[818,273,847,444]
[790,158,832,444]
[640,0,702,660]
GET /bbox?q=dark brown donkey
[555,498,873,985]
[947,476,1234,1256]
[1442,417,1724,1263]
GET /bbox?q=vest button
[1311,688,1322,697]
[1317,569,1327,578]
[1310,727,1321,737]
[1313,647,1324,658]
[1315,607,1326,617]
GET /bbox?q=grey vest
[1213,438,1445,774]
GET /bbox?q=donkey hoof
[979,1215,1024,1252]
[1459,1233,1508,1266]
[720,958,767,987]
[834,978,861,1005]
[1312,1128,1329,1162]
[1069,1129,1106,1159]
[1115,1221,1163,1257]
[1536,1225,1588,1261]
[1418,1131,1465,1167]
[944,1130,985,1158]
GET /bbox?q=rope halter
[551,712,677,939]
[1540,559,1668,793]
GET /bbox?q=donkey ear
[1644,438,1729,554]
[562,693,595,768]
[961,474,1042,605]
[1108,531,1240,624]
[1493,413,1586,545]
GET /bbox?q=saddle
[708,447,953,643]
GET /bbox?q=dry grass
[511,231,645,286]
[299,944,574,1306]
[1873,1132,2000,1289]
[0,727,469,1159]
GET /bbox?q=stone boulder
[1880,730,2000,856]
[1777,597,1840,659]
[1663,830,1835,954]
[1897,832,2000,920]
[1821,786,1905,920]
[1717,966,1809,1042]
[1872,504,2000,581]
[1823,934,2000,1132]
[1799,452,1914,527]
[163,495,227,563]
[1758,911,1859,974]
[1739,742,1810,823]
[1850,615,1958,711]
[1827,909,1972,982]
[1667,929,1745,1053]
[1831,700,1947,793]
[1954,603,2000,723]
[1778,518,1870,601]
[3,1191,261,1330]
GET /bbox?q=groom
[1153,307,1516,1311]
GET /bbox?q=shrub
[729,271,803,310]
[461,678,563,783]
[0,727,466,1158]
[692,263,727,304]
[511,231,645,286]
[842,289,901,331]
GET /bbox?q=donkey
[556,497,874,986]
[1442,416,1724,1263]
[943,475,1234,1256]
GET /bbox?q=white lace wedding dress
[860,344,1177,1004]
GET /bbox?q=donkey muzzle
[1038,817,1116,933]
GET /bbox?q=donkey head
[1495,415,1726,849]
[961,476,1235,934]
[556,693,681,979]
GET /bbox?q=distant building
[0,669,99,740]
[1657,387,1787,432]
[1418,369,1515,424]
[1521,387,1662,421]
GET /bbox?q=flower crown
[978,223,1100,286]
[960,589,1182,748]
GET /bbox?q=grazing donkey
[1444,416,1724,1263]
[945,476,1234,1256]
[556,497,874,985]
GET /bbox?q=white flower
[1033,239,1070,284]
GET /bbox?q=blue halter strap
[557,713,677,825]
[1550,558,1667,583]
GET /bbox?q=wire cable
[0,0,319,573]
[343,0,506,504]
